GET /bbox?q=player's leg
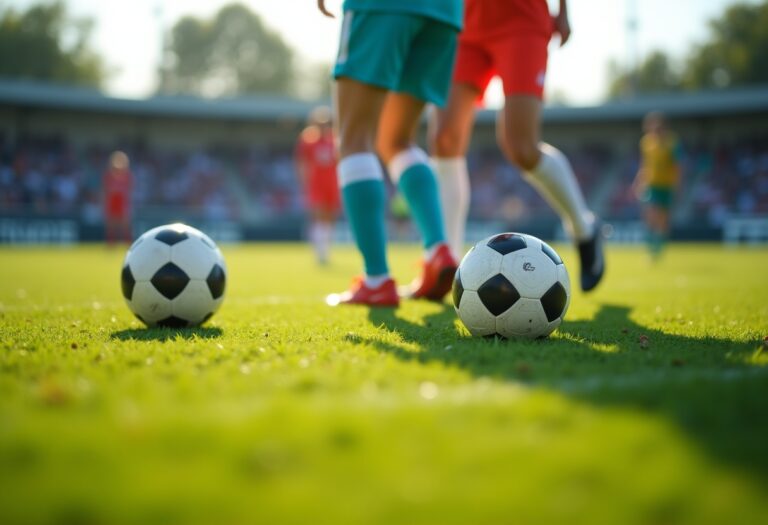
[655,192,673,256]
[376,20,460,301]
[428,39,493,261]
[640,189,656,255]
[428,82,480,260]
[493,26,602,290]
[497,96,594,237]
[645,204,664,258]
[377,92,445,252]
[316,207,336,264]
[120,217,132,244]
[377,91,457,300]
[305,180,325,264]
[326,10,423,306]
[104,217,115,247]
[497,97,603,291]
[335,77,391,284]
[307,209,325,264]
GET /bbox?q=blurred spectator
[103,151,133,245]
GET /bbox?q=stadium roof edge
[529,87,768,124]
[0,78,316,122]
[0,78,767,123]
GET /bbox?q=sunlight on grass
[0,243,767,524]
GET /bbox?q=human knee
[431,124,466,158]
[501,139,540,172]
[376,136,412,165]
[339,126,375,158]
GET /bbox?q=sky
[5,0,758,106]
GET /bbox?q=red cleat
[326,276,400,307]
[405,243,458,301]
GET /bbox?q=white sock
[524,143,595,241]
[309,222,323,261]
[316,222,332,262]
[431,156,470,259]
[364,274,389,288]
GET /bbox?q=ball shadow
[364,302,768,485]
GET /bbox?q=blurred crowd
[466,143,610,223]
[606,137,768,225]
[0,135,248,222]
[1,133,767,227]
[687,138,768,225]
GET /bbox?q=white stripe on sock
[338,153,383,188]
[387,147,429,184]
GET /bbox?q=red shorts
[453,33,550,100]
[106,194,129,219]
[307,172,340,212]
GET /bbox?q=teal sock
[341,179,388,276]
[397,163,446,249]
[647,231,663,257]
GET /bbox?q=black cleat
[577,222,605,292]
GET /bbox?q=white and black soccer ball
[452,233,570,339]
[120,223,226,328]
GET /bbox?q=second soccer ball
[453,233,570,339]
[121,223,226,328]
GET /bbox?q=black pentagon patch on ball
[452,268,464,307]
[121,265,136,300]
[477,274,521,316]
[541,282,567,322]
[156,316,189,328]
[206,264,226,300]
[541,241,563,265]
[154,228,189,246]
[487,233,527,255]
[151,262,190,300]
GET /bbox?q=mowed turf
[1,242,767,525]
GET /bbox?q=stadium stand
[0,79,766,242]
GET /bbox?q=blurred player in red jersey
[430,0,605,292]
[103,151,133,246]
[295,106,340,264]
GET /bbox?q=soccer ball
[120,223,226,328]
[452,233,570,339]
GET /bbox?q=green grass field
[1,243,767,525]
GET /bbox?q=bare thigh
[497,95,542,170]
[375,91,427,164]
[429,82,480,157]
[334,77,388,158]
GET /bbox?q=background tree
[0,1,105,87]
[160,3,296,97]
[294,61,333,101]
[682,1,768,90]
[607,51,681,99]
[606,0,768,99]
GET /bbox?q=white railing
[723,216,768,244]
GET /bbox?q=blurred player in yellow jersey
[632,112,682,259]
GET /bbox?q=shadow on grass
[110,326,223,342]
[366,303,768,483]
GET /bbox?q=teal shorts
[643,186,674,209]
[333,11,458,107]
